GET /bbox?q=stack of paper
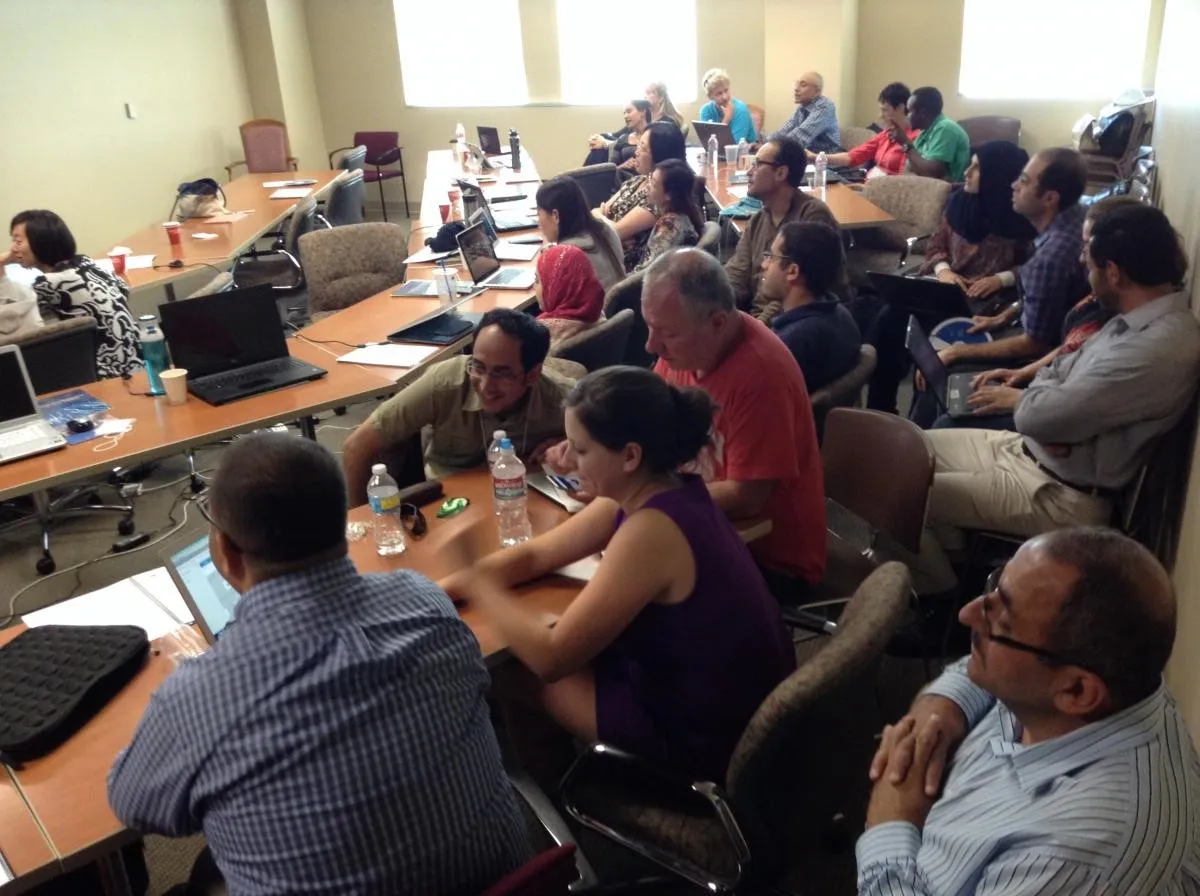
[337,343,439,369]
[269,187,313,200]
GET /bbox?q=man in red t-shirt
[643,248,826,595]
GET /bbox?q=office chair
[547,309,634,372]
[225,119,298,179]
[329,132,409,220]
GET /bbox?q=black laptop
[477,126,502,156]
[386,291,484,346]
[868,271,980,319]
[158,286,327,405]
[904,315,980,418]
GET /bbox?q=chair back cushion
[602,271,654,367]
[299,223,407,313]
[240,119,291,172]
[956,116,1021,150]
[856,175,953,252]
[5,318,99,392]
[338,145,367,171]
[353,131,401,166]
[284,198,319,257]
[326,171,366,227]
[560,164,619,209]
[839,126,877,152]
[549,308,634,371]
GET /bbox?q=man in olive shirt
[891,86,970,182]
[343,308,576,497]
[724,136,841,321]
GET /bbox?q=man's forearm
[904,150,947,180]
[954,332,1045,363]
[707,478,773,518]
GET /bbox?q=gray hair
[644,248,735,317]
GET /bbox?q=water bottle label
[493,476,526,501]
[369,493,400,513]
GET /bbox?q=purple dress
[594,476,796,782]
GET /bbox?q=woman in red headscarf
[536,243,606,348]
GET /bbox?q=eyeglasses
[978,567,1092,671]
[761,251,793,264]
[751,159,781,169]
[197,492,246,553]
[467,357,523,384]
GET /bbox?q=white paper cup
[160,368,189,406]
[435,268,458,303]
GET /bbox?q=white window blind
[394,0,529,106]
[556,0,697,105]
[959,0,1152,100]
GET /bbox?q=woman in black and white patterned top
[7,210,140,378]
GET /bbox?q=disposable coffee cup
[724,145,739,165]
[160,368,189,406]
[107,249,128,276]
[435,268,458,303]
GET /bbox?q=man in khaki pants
[919,202,1200,591]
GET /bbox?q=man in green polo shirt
[342,308,578,498]
[892,86,971,182]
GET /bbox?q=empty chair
[561,562,911,894]
[696,220,721,256]
[319,170,366,228]
[809,344,877,439]
[186,271,234,299]
[330,131,408,221]
[560,163,619,208]
[231,198,318,292]
[225,119,297,179]
[548,308,634,371]
[845,174,952,282]
[298,223,406,320]
[602,270,653,368]
[956,115,1021,151]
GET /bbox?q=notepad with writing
[337,343,439,368]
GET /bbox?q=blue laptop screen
[170,535,241,639]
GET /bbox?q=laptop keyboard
[489,269,525,286]
[199,357,311,390]
[0,424,53,451]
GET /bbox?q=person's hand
[535,439,573,471]
[967,313,1007,334]
[437,569,471,606]
[968,385,1022,415]
[0,248,16,267]
[869,695,967,797]
[937,344,964,368]
[936,269,969,291]
[721,103,734,125]
[866,723,938,829]
[805,149,817,162]
[966,275,1003,299]
[972,368,1021,389]
[914,369,926,392]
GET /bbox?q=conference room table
[0,775,57,895]
[101,169,347,301]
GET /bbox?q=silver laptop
[0,345,67,463]
[163,534,242,643]
[466,207,540,262]
[455,221,536,290]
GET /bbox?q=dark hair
[10,210,76,267]
[1088,203,1188,288]
[646,121,686,166]
[777,222,845,295]
[1039,527,1176,710]
[629,99,653,127]
[910,86,944,116]
[566,366,715,474]
[475,308,551,372]
[878,81,911,109]
[652,159,705,233]
[535,176,623,276]
[1083,194,1143,224]
[769,136,809,187]
[1035,148,1087,210]
[210,433,347,564]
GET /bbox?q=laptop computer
[904,315,979,418]
[466,207,541,262]
[692,120,735,150]
[158,285,327,406]
[163,534,242,643]
[868,271,978,319]
[387,291,485,345]
[0,345,67,463]
[477,126,503,156]
[456,222,537,290]
[458,180,537,232]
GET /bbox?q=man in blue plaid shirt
[109,434,529,895]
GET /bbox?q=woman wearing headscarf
[535,244,605,348]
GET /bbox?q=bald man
[769,71,842,154]
[860,527,1200,895]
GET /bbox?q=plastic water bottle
[736,137,749,170]
[492,438,532,547]
[137,314,167,396]
[486,429,508,471]
[367,463,407,556]
[509,128,522,172]
[455,122,468,171]
[814,151,828,194]
[707,133,719,169]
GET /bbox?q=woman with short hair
[698,68,757,144]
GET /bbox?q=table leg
[299,416,317,440]
[164,283,177,303]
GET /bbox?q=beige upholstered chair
[548,309,634,371]
[186,272,233,298]
[845,174,952,282]
[298,223,406,320]
[839,126,876,152]
[226,119,298,179]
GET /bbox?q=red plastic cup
[447,188,462,221]
[163,221,183,260]
[107,250,127,276]
[438,203,451,223]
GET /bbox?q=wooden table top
[0,772,58,892]
[697,159,895,231]
[104,170,346,293]
[0,339,396,503]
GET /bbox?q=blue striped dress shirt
[857,659,1200,895]
[108,556,529,895]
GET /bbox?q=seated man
[108,434,530,894]
[811,82,917,177]
[759,221,862,392]
[723,136,840,319]
[890,86,970,182]
[698,67,757,144]
[342,308,576,496]
[770,71,841,153]
[861,527,1199,894]
[918,202,1200,592]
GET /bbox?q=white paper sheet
[23,579,184,640]
[262,179,317,188]
[725,185,749,200]
[493,241,540,262]
[337,343,439,369]
[124,254,156,270]
[554,556,601,582]
[403,245,455,264]
[269,187,313,200]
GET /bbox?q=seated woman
[7,210,139,378]
[808,82,917,177]
[644,81,685,132]
[535,177,625,289]
[633,159,703,271]
[698,68,757,144]
[584,100,652,168]
[443,367,795,781]
[597,122,686,270]
[535,244,605,348]
[866,141,1035,415]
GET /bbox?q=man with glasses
[723,136,840,320]
[109,433,530,894]
[858,527,1199,895]
[343,308,577,498]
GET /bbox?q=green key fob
[436,497,470,518]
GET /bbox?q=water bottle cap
[371,463,387,474]
[138,314,156,322]
[493,430,507,440]
[499,437,513,449]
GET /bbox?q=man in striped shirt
[859,527,1200,895]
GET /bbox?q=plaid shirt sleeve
[771,96,840,151]
[1018,229,1087,347]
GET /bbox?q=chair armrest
[231,248,303,291]
[374,146,402,166]
[901,233,933,265]
[328,145,354,168]
[225,160,247,180]
[288,156,299,171]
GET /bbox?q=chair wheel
[36,554,56,575]
[118,517,136,536]
[334,406,347,416]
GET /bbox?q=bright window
[394,0,529,106]
[959,0,1152,100]
[556,0,697,105]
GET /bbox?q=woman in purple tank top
[445,367,795,781]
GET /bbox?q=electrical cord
[151,261,227,276]
[284,320,366,350]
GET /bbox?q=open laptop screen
[904,316,949,399]
[167,535,241,641]
[0,347,38,424]
[158,285,285,378]
[457,221,501,284]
